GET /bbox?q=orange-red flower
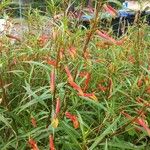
[28,138,39,150]
[128,55,135,64]
[55,97,60,118]
[83,51,91,59]
[64,66,84,95]
[38,34,49,47]
[146,86,150,94]
[59,48,64,60]
[98,84,107,92]
[31,116,37,128]
[122,111,150,136]
[137,79,143,87]
[82,93,98,101]
[49,135,55,150]
[96,30,125,45]
[65,112,79,129]
[69,81,84,96]
[103,4,117,17]
[50,68,55,93]
[68,46,76,59]
[47,59,57,67]
[64,66,73,82]
[79,72,91,92]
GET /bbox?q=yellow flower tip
[51,117,59,128]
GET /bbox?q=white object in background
[123,0,150,11]
[0,19,7,34]
[0,18,13,36]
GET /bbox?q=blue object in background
[80,14,94,21]
[118,10,135,18]
[122,1,128,9]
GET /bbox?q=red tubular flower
[64,66,73,82]
[28,138,39,150]
[82,93,98,101]
[96,30,125,45]
[79,72,91,92]
[135,118,150,136]
[55,97,60,117]
[38,35,49,47]
[122,111,150,136]
[84,73,91,91]
[65,112,79,129]
[59,48,64,60]
[103,4,117,17]
[69,81,84,96]
[98,84,107,92]
[68,46,76,59]
[49,135,55,150]
[137,79,143,87]
[64,66,84,95]
[83,51,91,59]
[146,86,150,94]
[50,68,55,93]
[47,59,57,67]
[31,116,37,128]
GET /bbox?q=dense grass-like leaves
[0,0,150,149]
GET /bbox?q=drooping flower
[82,93,98,101]
[65,112,79,129]
[28,138,39,150]
[49,135,55,150]
[69,81,84,96]
[64,66,84,95]
[96,30,125,45]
